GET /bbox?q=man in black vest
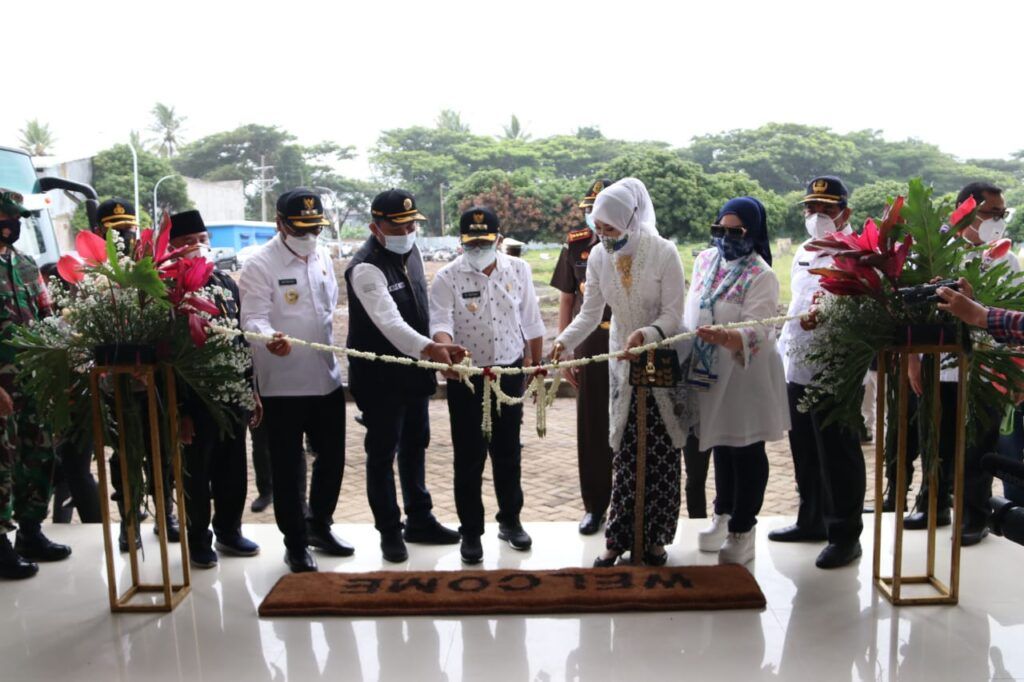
[345,189,464,562]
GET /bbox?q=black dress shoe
[961,524,989,547]
[643,549,668,566]
[250,494,273,513]
[0,536,38,580]
[460,536,483,564]
[307,523,355,556]
[190,543,219,569]
[767,524,827,543]
[498,524,532,551]
[903,507,951,530]
[593,554,619,568]
[578,512,605,536]
[15,523,72,562]
[815,541,863,569]
[284,548,318,573]
[381,530,409,563]
[403,521,460,545]
[155,513,181,543]
[118,522,142,553]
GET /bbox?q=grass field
[523,240,796,307]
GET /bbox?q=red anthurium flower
[75,230,108,264]
[986,238,1012,261]
[950,195,977,232]
[56,254,85,283]
[188,313,209,348]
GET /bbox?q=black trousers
[261,388,346,551]
[576,359,613,518]
[361,394,435,534]
[108,394,173,516]
[682,433,711,518]
[182,411,248,545]
[446,366,525,537]
[52,440,100,523]
[713,442,769,533]
[250,422,273,497]
[917,382,998,528]
[788,382,866,543]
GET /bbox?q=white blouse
[557,230,690,450]
[683,248,790,450]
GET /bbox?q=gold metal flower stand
[872,344,965,606]
[90,364,191,613]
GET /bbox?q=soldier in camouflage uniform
[0,189,71,580]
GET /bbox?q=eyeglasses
[710,224,747,240]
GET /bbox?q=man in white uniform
[240,188,352,573]
[774,176,866,569]
[429,207,545,564]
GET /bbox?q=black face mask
[0,218,21,246]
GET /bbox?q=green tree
[685,123,858,193]
[849,179,908,227]
[501,115,531,141]
[19,119,56,156]
[174,124,355,220]
[91,144,190,219]
[436,109,470,133]
[149,103,187,158]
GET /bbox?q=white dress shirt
[777,231,852,386]
[428,252,545,367]
[239,234,343,397]
[350,260,432,358]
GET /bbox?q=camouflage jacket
[0,249,52,366]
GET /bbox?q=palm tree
[149,102,186,157]
[19,119,56,156]
[501,115,530,141]
[436,109,470,133]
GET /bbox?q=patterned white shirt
[239,234,343,397]
[429,252,545,367]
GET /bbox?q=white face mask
[977,217,1007,243]
[382,229,416,255]
[805,213,837,239]
[285,232,318,257]
[464,245,496,271]
[585,212,596,231]
[196,244,212,260]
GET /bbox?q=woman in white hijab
[552,178,692,566]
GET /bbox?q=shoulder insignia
[568,229,591,243]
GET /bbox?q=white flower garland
[210,311,803,439]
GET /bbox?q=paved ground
[237,397,887,526]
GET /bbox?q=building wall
[184,177,245,222]
[37,156,94,252]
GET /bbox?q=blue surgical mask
[585,212,596,231]
[383,230,416,255]
[464,244,497,271]
[601,234,629,253]
[713,236,755,261]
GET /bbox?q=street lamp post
[126,139,140,220]
[153,174,176,228]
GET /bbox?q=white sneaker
[697,513,731,552]
[719,531,756,565]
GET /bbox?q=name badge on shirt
[798,261,810,267]
[278,278,298,286]
[461,291,481,299]
[387,282,406,293]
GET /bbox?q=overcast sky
[5,0,1022,179]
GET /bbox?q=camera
[897,278,961,304]
[982,454,1024,548]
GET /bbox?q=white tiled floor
[2,517,1023,681]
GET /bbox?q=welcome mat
[258,564,765,617]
